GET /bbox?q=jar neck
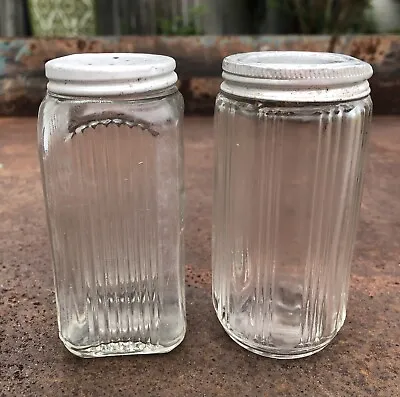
[47,84,178,102]
[219,91,371,108]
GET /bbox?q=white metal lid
[45,53,177,97]
[221,51,373,102]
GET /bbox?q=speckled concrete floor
[0,117,399,397]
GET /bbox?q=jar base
[60,332,185,358]
[225,327,335,359]
[214,304,339,359]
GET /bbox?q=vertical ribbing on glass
[212,98,372,358]
[42,120,185,357]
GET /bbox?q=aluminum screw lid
[45,53,177,97]
[221,51,373,102]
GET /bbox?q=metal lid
[45,53,177,97]
[221,51,373,102]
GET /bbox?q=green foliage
[268,0,377,34]
[157,5,207,35]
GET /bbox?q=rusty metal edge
[1,35,400,116]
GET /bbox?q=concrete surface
[0,117,399,397]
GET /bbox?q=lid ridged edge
[221,51,373,102]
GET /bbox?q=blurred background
[1,0,399,38]
[1,1,399,116]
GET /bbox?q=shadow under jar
[212,51,373,359]
[38,53,185,358]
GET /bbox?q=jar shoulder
[38,91,184,146]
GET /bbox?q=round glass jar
[38,53,185,357]
[212,51,373,359]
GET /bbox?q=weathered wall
[0,35,399,116]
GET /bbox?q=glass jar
[212,51,373,359]
[38,53,185,357]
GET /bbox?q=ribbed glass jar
[38,53,185,357]
[212,51,373,359]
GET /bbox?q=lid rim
[47,73,178,97]
[220,80,371,103]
